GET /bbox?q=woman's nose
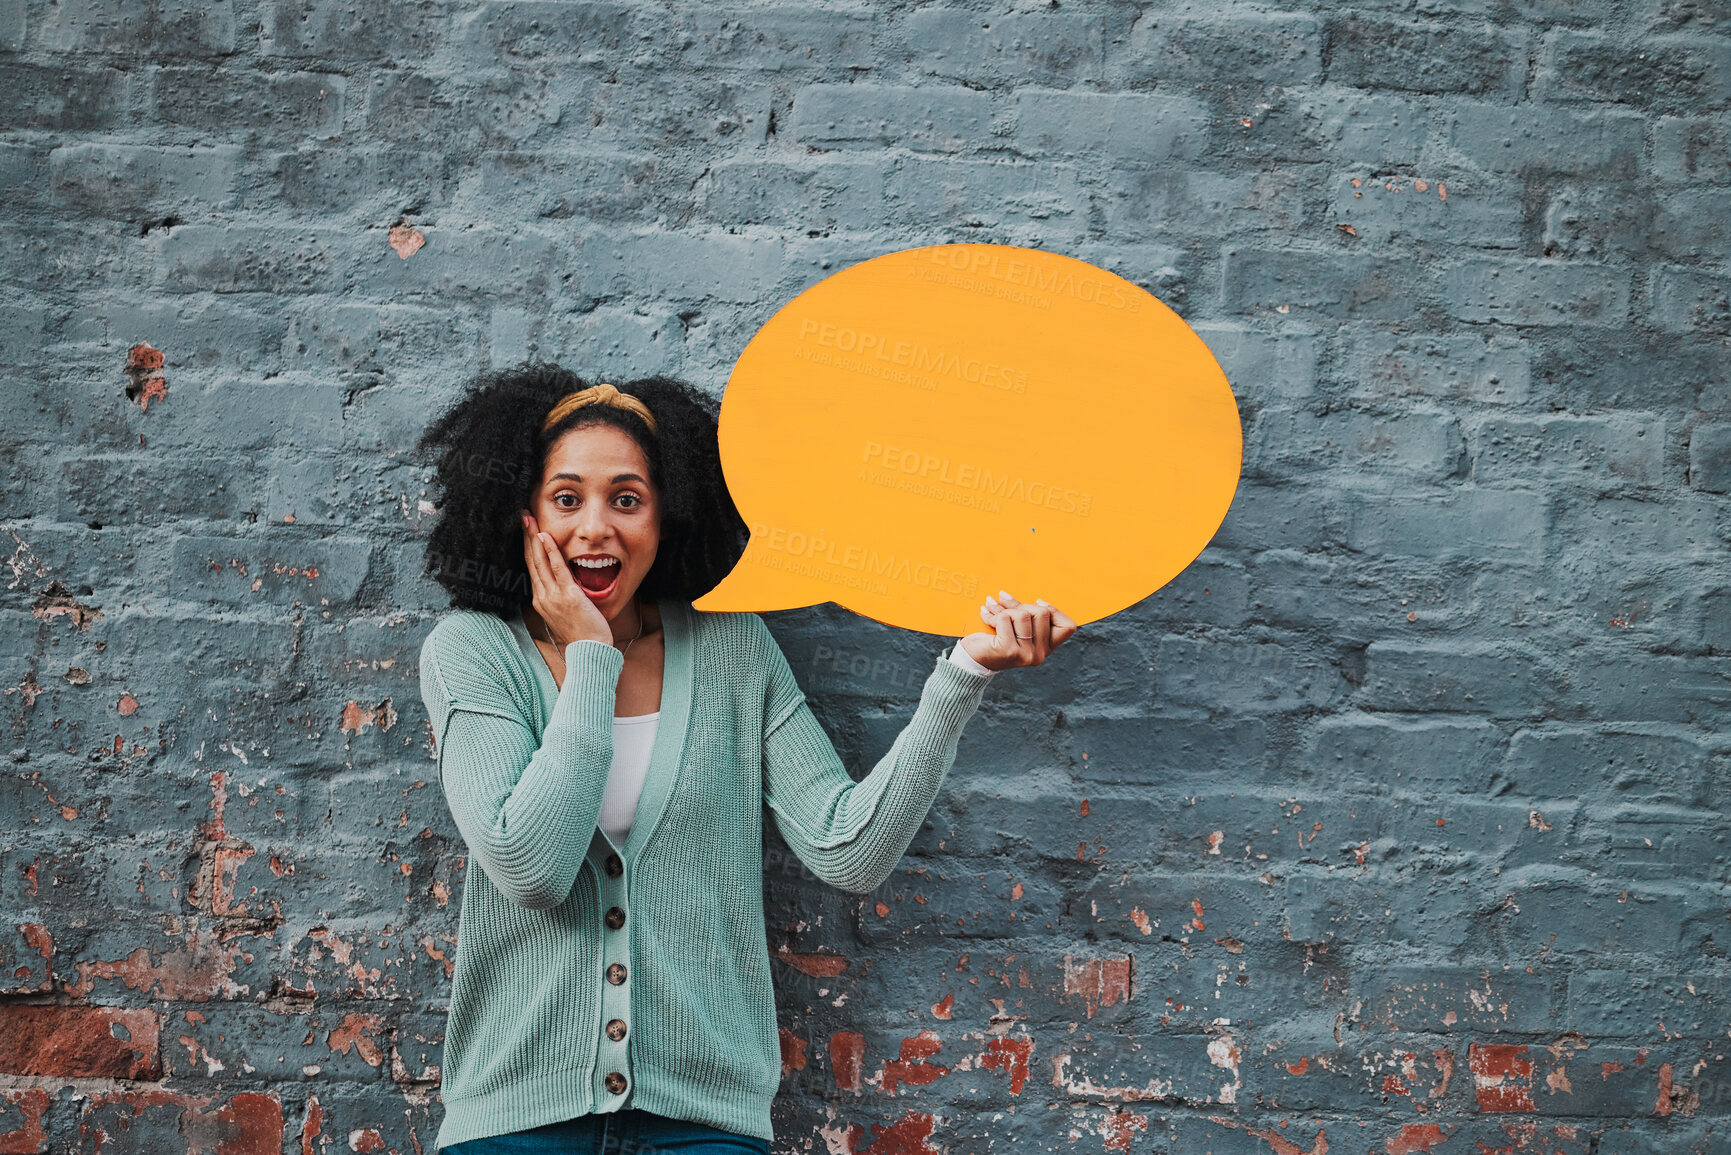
[570,500,613,542]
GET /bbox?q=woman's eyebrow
[546,471,648,484]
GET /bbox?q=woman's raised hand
[521,512,613,648]
[958,590,1079,672]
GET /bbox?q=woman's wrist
[948,639,996,677]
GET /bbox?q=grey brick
[38,0,237,55]
[1442,257,1631,328]
[1123,9,1322,90]
[48,143,239,218]
[903,9,1102,85]
[1326,16,1526,95]
[1191,322,1319,401]
[1240,91,1429,166]
[1342,326,1530,405]
[572,226,783,304]
[268,145,464,216]
[1449,101,1645,175]
[1361,641,1579,719]
[1103,167,1323,240]
[454,1,636,64]
[1539,30,1731,109]
[260,0,449,59]
[1222,248,1429,321]
[1346,487,1549,562]
[1012,90,1205,164]
[148,67,346,140]
[1652,115,1731,183]
[1158,635,1351,714]
[1357,964,1556,1033]
[1651,189,1731,261]
[1249,408,1465,483]
[151,224,340,295]
[0,62,131,131]
[1304,714,1506,793]
[791,83,993,152]
[1328,170,1523,247]
[1468,415,1665,490]
[695,157,889,229]
[167,533,371,609]
[882,157,1087,230]
[1690,423,1731,492]
[1503,727,1713,804]
[1652,265,1731,334]
[0,0,22,51]
[662,6,876,72]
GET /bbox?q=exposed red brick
[0,1088,49,1155]
[5,924,53,994]
[1212,1116,1329,1155]
[855,1111,940,1155]
[878,1031,948,1096]
[389,224,426,260]
[124,344,167,412]
[80,1089,280,1155]
[772,945,848,978]
[1097,1110,1146,1152]
[779,1028,807,1079]
[978,1035,1032,1094]
[930,993,953,1020]
[1470,1044,1535,1113]
[0,1005,160,1079]
[1386,1123,1449,1153]
[328,1013,386,1067]
[72,921,260,1001]
[1062,954,1132,1018]
[299,1096,322,1155]
[213,1094,283,1155]
[831,1031,865,1093]
[1655,1061,1673,1116]
[349,1128,387,1152]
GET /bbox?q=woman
[414,366,1077,1153]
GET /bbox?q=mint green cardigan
[416,600,992,1150]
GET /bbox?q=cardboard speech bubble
[692,243,1242,637]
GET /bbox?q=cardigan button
[606,1018,627,1042]
[606,963,628,985]
[604,906,626,930]
[604,854,623,878]
[604,1071,627,1095]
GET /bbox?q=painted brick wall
[3,1,1730,1152]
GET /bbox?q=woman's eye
[553,494,577,508]
[616,493,641,509]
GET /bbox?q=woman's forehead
[541,423,652,480]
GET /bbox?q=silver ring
[1014,633,1032,641]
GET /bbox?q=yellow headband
[539,382,659,437]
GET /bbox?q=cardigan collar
[503,599,695,862]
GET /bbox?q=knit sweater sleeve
[756,620,991,894]
[420,620,624,910]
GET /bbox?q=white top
[592,642,992,845]
[600,712,660,846]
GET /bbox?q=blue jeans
[441,1110,769,1154]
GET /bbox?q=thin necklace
[536,605,646,662]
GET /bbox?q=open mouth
[569,557,622,599]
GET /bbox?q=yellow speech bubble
[692,243,1242,637]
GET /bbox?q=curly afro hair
[415,364,748,619]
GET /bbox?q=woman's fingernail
[1036,598,1049,607]
[999,589,1013,600]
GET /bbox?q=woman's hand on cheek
[522,511,613,647]
[958,589,1079,672]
